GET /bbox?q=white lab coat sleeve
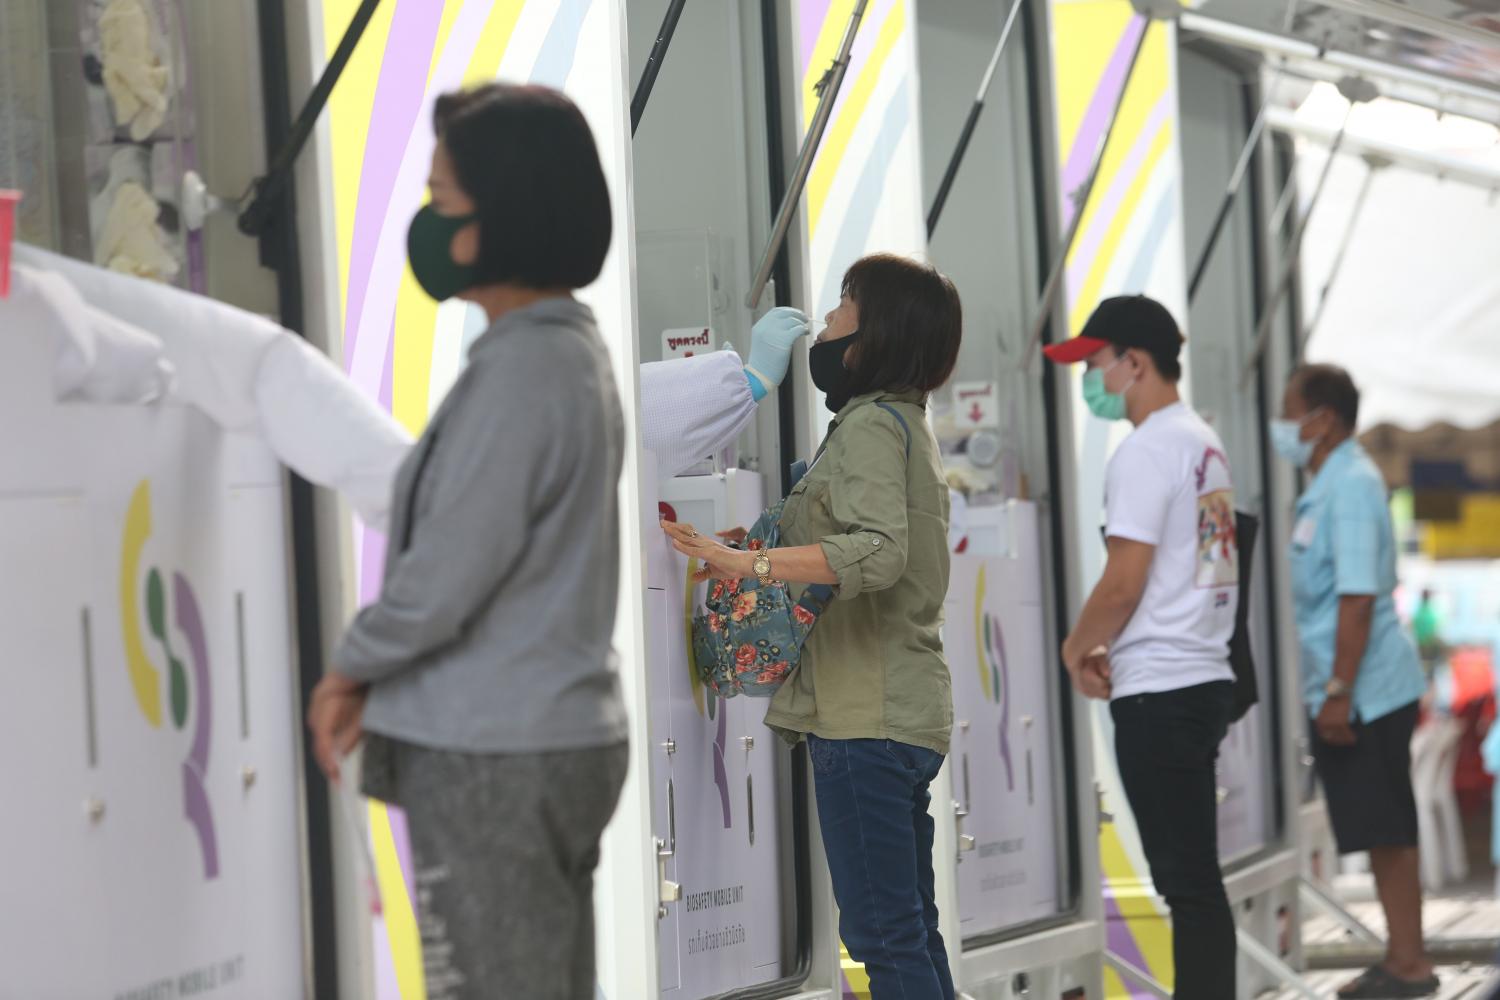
[13,243,413,529]
[254,336,411,531]
[639,350,756,478]
[8,264,176,404]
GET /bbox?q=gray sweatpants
[362,734,629,1000]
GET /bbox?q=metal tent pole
[1295,153,1383,358]
[1238,102,1353,390]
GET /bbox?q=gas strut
[239,0,382,238]
[631,0,689,136]
[925,0,1027,240]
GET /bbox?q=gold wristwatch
[752,551,773,585]
[1324,677,1352,700]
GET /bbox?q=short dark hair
[1291,363,1360,429]
[434,84,611,289]
[840,254,962,397]
[1082,295,1184,381]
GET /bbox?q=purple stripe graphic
[174,572,218,878]
[372,925,400,1000]
[1104,889,1161,999]
[348,0,490,403]
[347,1,491,614]
[360,528,388,606]
[1060,17,1147,229]
[183,764,221,879]
[175,573,211,772]
[386,805,418,919]
[815,0,897,142]
[798,0,833,75]
[1064,94,1172,299]
[713,704,732,827]
[379,318,395,412]
[342,2,445,371]
[991,616,1014,792]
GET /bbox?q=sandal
[1337,964,1440,998]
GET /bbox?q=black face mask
[810,332,861,413]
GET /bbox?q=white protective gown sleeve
[639,350,757,478]
[13,244,412,531]
[8,264,176,404]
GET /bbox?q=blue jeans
[808,735,954,1000]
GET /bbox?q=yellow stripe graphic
[391,0,529,434]
[802,1,860,129]
[370,800,427,1000]
[120,480,161,727]
[322,0,399,333]
[805,1,907,237]
[974,564,993,701]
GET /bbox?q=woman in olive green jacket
[665,253,962,1000]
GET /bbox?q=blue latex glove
[745,306,810,401]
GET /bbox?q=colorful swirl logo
[685,557,732,830]
[973,565,1014,792]
[120,480,218,878]
[661,500,733,832]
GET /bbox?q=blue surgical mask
[1269,410,1321,466]
[1082,353,1133,422]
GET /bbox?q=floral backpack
[689,402,912,699]
[690,498,836,699]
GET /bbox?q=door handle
[746,773,755,846]
[668,778,677,854]
[81,607,99,768]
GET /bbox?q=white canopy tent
[1182,1,1500,437]
[1287,85,1500,433]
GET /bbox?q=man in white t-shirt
[1045,295,1238,1000]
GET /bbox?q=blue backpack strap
[874,401,912,459]
[801,583,835,610]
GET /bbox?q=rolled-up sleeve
[819,409,909,600]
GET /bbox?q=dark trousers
[363,735,629,1000]
[1112,681,1237,1000]
[809,735,955,1000]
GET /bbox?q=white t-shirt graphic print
[1104,402,1238,699]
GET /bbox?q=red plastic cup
[0,190,19,299]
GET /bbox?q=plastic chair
[1410,719,1448,891]
[1433,716,1470,885]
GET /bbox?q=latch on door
[954,752,976,861]
[655,836,681,919]
[953,799,976,860]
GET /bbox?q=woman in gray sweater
[306,84,628,1000]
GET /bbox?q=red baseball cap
[1042,335,1109,364]
[1042,295,1184,365]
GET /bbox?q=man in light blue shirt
[1274,364,1435,999]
